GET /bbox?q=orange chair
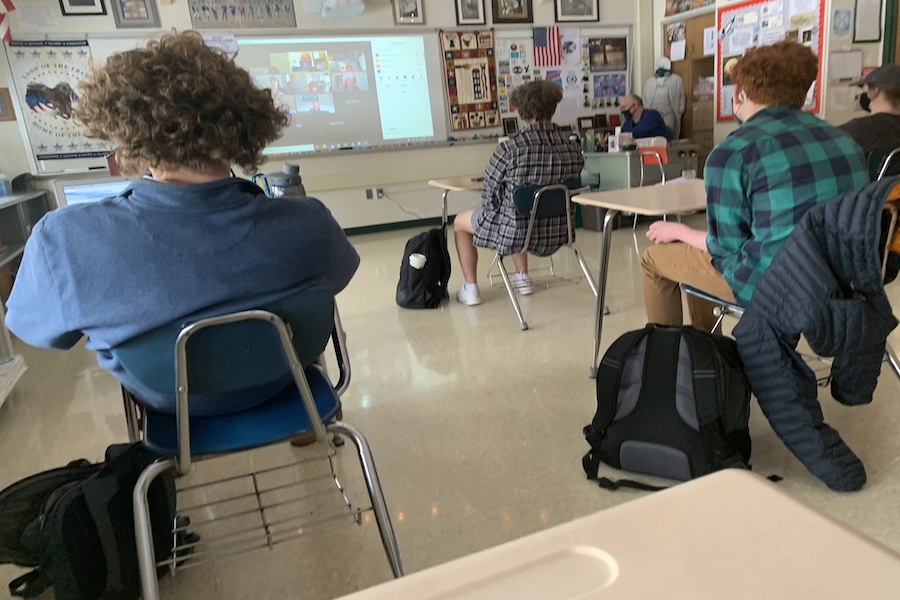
[633,146,669,228]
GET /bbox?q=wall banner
[7,40,112,161]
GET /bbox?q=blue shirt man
[620,94,672,140]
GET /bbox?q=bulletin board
[494,26,633,126]
[716,0,825,121]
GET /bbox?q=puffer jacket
[733,177,899,492]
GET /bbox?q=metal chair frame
[681,189,900,383]
[128,304,403,600]
[486,183,598,330]
[633,147,674,229]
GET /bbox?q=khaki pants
[641,242,736,333]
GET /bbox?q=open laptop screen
[55,178,132,207]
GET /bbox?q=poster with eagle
[441,29,500,132]
[7,40,112,161]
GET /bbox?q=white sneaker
[513,273,533,295]
[456,283,482,306]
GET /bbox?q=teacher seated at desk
[620,94,671,141]
[5,31,360,418]
[640,40,867,332]
[453,80,584,306]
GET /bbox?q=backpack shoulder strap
[592,326,653,432]
[681,330,749,470]
[583,326,653,480]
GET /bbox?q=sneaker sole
[456,293,482,306]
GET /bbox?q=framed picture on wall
[59,0,107,16]
[502,117,519,136]
[392,0,425,25]
[111,0,160,28]
[455,0,485,26]
[0,88,15,122]
[554,0,600,23]
[492,0,533,25]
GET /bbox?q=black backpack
[0,443,181,599]
[396,226,452,309]
[582,325,752,490]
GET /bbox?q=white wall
[1,0,652,227]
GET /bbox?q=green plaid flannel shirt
[705,106,869,306]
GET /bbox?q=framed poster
[554,0,599,23]
[492,0,533,25]
[59,0,107,16]
[455,0,485,26]
[393,0,425,25]
[111,0,160,28]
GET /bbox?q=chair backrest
[872,147,900,181]
[511,179,580,219]
[112,289,335,411]
[640,147,668,165]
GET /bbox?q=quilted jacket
[733,178,899,491]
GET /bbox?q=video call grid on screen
[238,35,449,154]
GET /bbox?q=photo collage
[252,49,371,117]
[589,37,627,110]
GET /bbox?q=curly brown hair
[730,41,818,108]
[74,31,289,175]
[509,80,563,121]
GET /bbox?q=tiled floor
[1,216,899,599]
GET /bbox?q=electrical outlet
[365,188,373,200]
[376,188,384,199]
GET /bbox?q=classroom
[1,1,900,598]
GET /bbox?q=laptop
[52,176,133,208]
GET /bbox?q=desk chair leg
[121,388,142,443]
[886,342,900,382]
[632,213,638,229]
[134,457,178,600]
[573,247,599,297]
[328,421,405,578]
[497,256,528,330]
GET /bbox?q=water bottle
[251,164,306,198]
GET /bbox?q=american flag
[0,1,15,44]
[533,26,561,67]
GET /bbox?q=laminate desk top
[428,177,484,193]
[573,179,707,216]
[337,470,900,599]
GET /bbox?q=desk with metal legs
[337,469,900,599]
[573,180,707,377]
[428,177,483,226]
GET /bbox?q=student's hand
[646,221,686,244]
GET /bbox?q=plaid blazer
[473,122,584,257]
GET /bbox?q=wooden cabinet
[665,11,716,174]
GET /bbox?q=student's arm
[647,221,708,251]
[704,146,752,275]
[319,203,361,296]
[5,220,83,349]
[482,144,509,211]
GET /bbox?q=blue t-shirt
[6,177,360,411]
[622,107,671,140]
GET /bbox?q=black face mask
[622,109,634,122]
[655,68,670,77]
[859,92,871,112]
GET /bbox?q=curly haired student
[6,32,359,417]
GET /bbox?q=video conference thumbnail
[251,49,371,116]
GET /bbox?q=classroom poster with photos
[717,0,824,120]
[441,30,500,131]
[588,37,627,110]
[496,28,591,118]
[187,0,296,29]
